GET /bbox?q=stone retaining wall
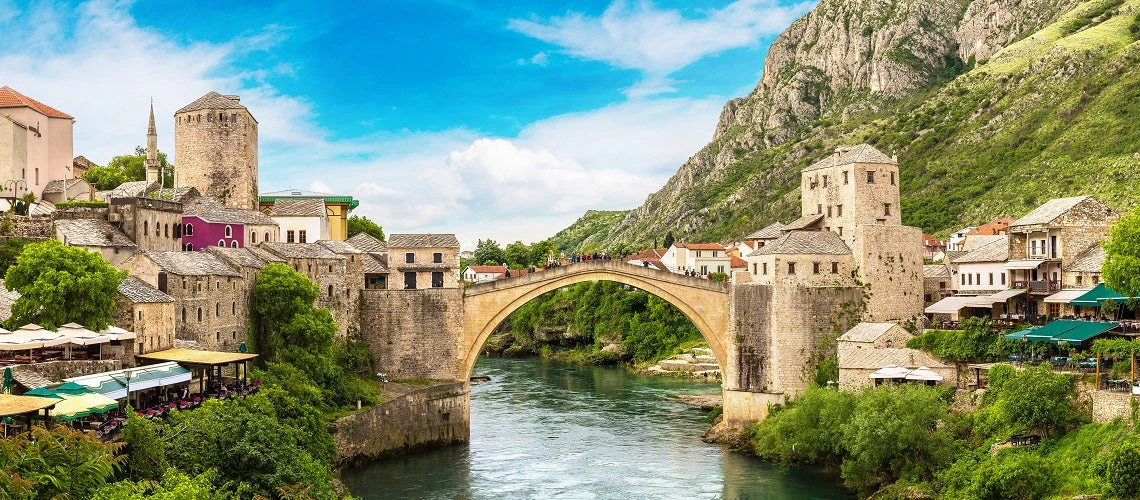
[1091,390,1133,423]
[11,360,121,385]
[331,382,469,466]
[0,215,53,240]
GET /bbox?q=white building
[463,265,506,283]
[269,198,328,243]
[946,226,975,252]
[951,235,1009,294]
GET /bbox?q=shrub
[56,200,110,209]
[965,449,1055,500]
[750,387,855,465]
[975,364,1080,438]
[1100,437,1140,498]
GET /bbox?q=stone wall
[768,284,864,395]
[361,288,464,380]
[1091,390,1132,423]
[727,283,772,392]
[0,215,53,241]
[12,360,120,384]
[175,106,258,210]
[853,224,924,322]
[331,382,469,465]
[113,297,176,362]
[109,198,183,252]
[722,389,783,424]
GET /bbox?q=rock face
[565,0,1074,249]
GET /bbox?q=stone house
[923,264,952,308]
[175,92,259,211]
[0,86,74,201]
[1005,196,1117,317]
[346,233,389,289]
[96,180,158,202]
[922,233,945,261]
[625,248,667,272]
[40,178,91,204]
[269,198,328,243]
[746,231,856,287]
[838,322,913,350]
[113,276,175,364]
[800,144,902,246]
[951,235,1009,294]
[837,345,954,391]
[660,243,689,273]
[387,234,460,290]
[181,196,279,251]
[118,250,248,351]
[108,196,184,252]
[260,188,359,241]
[54,218,138,266]
[319,239,391,329]
[260,242,353,337]
[745,222,785,251]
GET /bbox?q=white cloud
[530,51,549,66]
[509,0,813,95]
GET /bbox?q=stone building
[744,222,785,251]
[346,233,389,289]
[923,264,951,308]
[260,189,359,241]
[837,344,953,391]
[118,250,248,351]
[1005,196,1118,317]
[799,144,901,246]
[40,178,91,204]
[747,231,856,287]
[1063,245,1104,290]
[53,218,137,266]
[181,196,278,251]
[269,198,328,243]
[108,196,184,252]
[387,234,460,290]
[174,92,258,210]
[113,276,175,364]
[260,242,353,337]
[0,86,73,202]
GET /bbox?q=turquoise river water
[342,357,851,499]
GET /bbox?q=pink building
[0,86,74,201]
[181,197,278,251]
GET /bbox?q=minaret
[145,100,160,186]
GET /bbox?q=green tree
[473,239,505,267]
[528,240,556,266]
[121,409,167,481]
[1100,436,1140,498]
[1103,210,1140,306]
[663,231,675,248]
[4,239,126,330]
[250,263,326,362]
[504,241,529,269]
[0,237,30,276]
[0,425,125,498]
[346,215,385,241]
[83,147,174,190]
[976,364,1079,438]
[83,164,131,190]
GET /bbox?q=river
[342,357,850,499]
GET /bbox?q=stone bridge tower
[174,92,258,210]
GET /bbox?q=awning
[65,362,192,400]
[925,296,978,314]
[905,367,944,381]
[137,348,258,366]
[0,394,57,417]
[1010,320,1119,346]
[100,326,136,341]
[869,366,911,379]
[1004,260,1045,270]
[1053,321,1118,345]
[1071,283,1131,307]
[1004,327,1036,341]
[1045,289,1091,304]
[967,289,1026,307]
[49,392,118,422]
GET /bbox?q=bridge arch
[459,261,731,379]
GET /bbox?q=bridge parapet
[463,260,731,297]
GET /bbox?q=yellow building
[259,189,359,241]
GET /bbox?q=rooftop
[362,254,389,274]
[205,246,281,269]
[176,91,247,114]
[117,276,174,303]
[839,322,903,343]
[803,144,896,173]
[1011,196,1094,228]
[923,264,951,279]
[346,233,387,253]
[953,235,1009,264]
[55,219,137,248]
[752,230,851,256]
[269,198,326,217]
[746,222,786,240]
[141,250,241,277]
[137,347,258,366]
[105,180,157,199]
[184,197,277,225]
[783,213,824,231]
[388,233,460,249]
[467,265,507,273]
[318,240,364,255]
[839,347,950,370]
[260,242,345,260]
[0,86,73,119]
[1067,245,1105,274]
[259,188,359,209]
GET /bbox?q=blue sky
[0,0,813,247]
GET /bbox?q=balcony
[1012,280,1059,294]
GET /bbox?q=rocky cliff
[551,0,1140,251]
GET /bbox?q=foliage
[473,239,506,267]
[906,317,1017,362]
[92,469,228,499]
[84,147,174,190]
[56,200,111,209]
[1060,0,1124,36]
[974,364,1080,438]
[346,215,385,241]
[120,410,167,481]
[504,240,530,269]
[1099,435,1140,498]
[528,240,557,266]
[1132,12,1140,40]
[1092,337,1140,356]
[541,209,630,254]
[750,388,854,465]
[945,448,1056,500]
[1102,209,1140,305]
[0,425,125,498]
[663,231,675,249]
[0,237,29,276]
[3,239,126,330]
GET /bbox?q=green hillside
[548,0,1140,251]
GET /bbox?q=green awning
[1070,283,1131,307]
[1026,320,1082,343]
[1010,320,1119,346]
[1004,327,1036,341]
[1054,321,1118,345]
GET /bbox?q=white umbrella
[869,366,911,379]
[904,366,944,382]
[99,326,136,341]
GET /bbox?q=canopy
[99,326,136,341]
[1045,289,1091,304]
[1004,260,1045,270]
[1071,283,1131,307]
[23,386,62,398]
[0,394,57,417]
[1004,327,1036,341]
[137,348,258,366]
[925,296,978,314]
[1010,320,1119,346]
[57,323,99,339]
[869,366,911,379]
[905,367,944,381]
[0,333,42,350]
[1054,322,1119,345]
[49,392,118,422]
[65,362,192,400]
[967,289,1026,307]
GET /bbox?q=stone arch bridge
[460,260,731,378]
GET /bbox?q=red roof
[0,86,73,119]
[627,248,666,261]
[968,217,1014,236]
[730,255,748,268]
[685,243,725,251]
[467,265,506,274]
[922,233,944,246]
[642,258,665,270]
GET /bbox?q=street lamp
[123,369,134,409]
[4,180,26,211]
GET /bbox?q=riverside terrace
[0,348,258,439]
[0,323,136,364]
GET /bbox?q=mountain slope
[549,0,1140,251]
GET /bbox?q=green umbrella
[53,382,91,395]
[2,367,11,394]
[24,386,62,398]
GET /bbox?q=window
[843,171,849,184]
[939,282,946,289]
[762,262,769,275]
[299,230,307,243]
[837,227,843,236]
[251,232,257,244]
[787,262,796,274]
[432,272,444,288]
[827,206,833,217]
[700,265,708,275]
[196,281,202,291]
[231,240,238,248]
[404,272,417,289]
[975,273,981,284]
[164,224,169,238]
[184,223,193,236]
[216,303,220,317]
[890,171,895,185]
[224,225,232,238]
[174,224,181,238]
[752,264,757,274]
[813,262,820,274]
[329,265,333,272]
[822,175,828,187]
[181,308,186,322]
[328,285,333,297]
[717,265,725,273]
[1030,240,1037,255]
[185,243,193,251]
[197,308,202,322]
[1051,235,1058,258]
[925,293,932,302]
[35,168,39,185]
[831,262,838,274]
[988,273,994,285]
[264,232,270,242]
[144,223,148,236]
[286,230,295,243]
[207,113,213,122]
[696,250,702,257]
[406,252,415,264]
[138,310,143,321]
[837,204,843,217]
[1093,275,1100,285]
[883,203,891,216]
[817,203,823,214]
[231,113,237,122]
[1001,273,1006,285]
[1077,275,1083,286]
[866,171,875,183]
[217,240,225,247]
[232,302,236,314]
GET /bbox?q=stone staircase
[644,347,721,379]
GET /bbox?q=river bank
[341,357,851,498]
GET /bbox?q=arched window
[218,240,225,247]
[143,223,148,236]
[197,308,202,322]
[231,240,238,248]
[155,222,160,235]
[224,225,232,238]
[185,223,194,236]
[264,232,270,242]
[250,231,257,244]
[164,224,169,238]
[185,243,193,251]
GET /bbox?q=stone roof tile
[803,144,896,173]
[746,222,786,240]
[1011,196,1093,227]
[55,219,137,248]
[923,264,951,279]
[269,198,326,217]
[953,235,1009,263]
[388,233,459,248]
[752,230,851,256]
[260,242,344,260]
[346,233,387,253]
[142,250,241,277]
[839,347,951,370]
[838,322,903,343]
[176,91,246,114]
[184,197,276,225]
[118,276,173,303]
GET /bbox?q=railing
[1011,280,1059,293]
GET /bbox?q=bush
[750,388,855,465]
[1100,437,1140,498]
[55,200,110,209]
[961,449,1055,500]
[906,317,1015,362]
[975,364,1080,438]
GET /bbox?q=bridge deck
[462,260,731,296]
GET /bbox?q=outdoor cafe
[0,322,136,364]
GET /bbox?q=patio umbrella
[2,367,11,394]
[53,382,92,395]
[23,386,62,398]
[49,392,119,422]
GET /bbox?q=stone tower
[173,92,258,210]
[800,144,902,247]
[145,100,160,186]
